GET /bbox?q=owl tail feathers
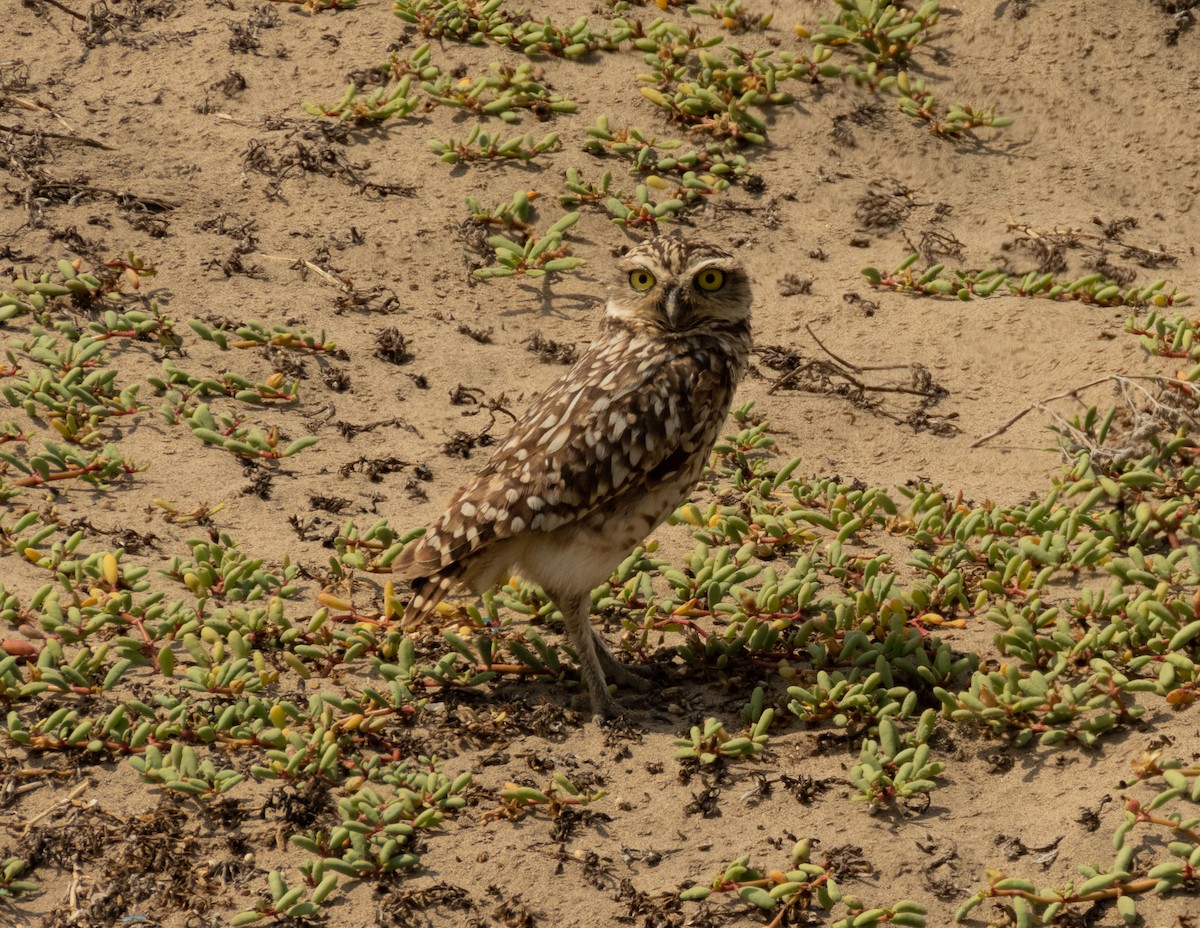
[400,568,463,631]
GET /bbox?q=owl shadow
[507,278,605,319]
[618,662,779,731]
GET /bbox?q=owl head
[607,233,752,333]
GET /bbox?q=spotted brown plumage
[393,233,753,720]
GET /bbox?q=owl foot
[600,658,654,693]
[591,697,624,726]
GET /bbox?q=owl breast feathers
[395,325,746,582]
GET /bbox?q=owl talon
[603,661,654,693]
[591,694,624,724]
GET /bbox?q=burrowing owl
[393,234,753,721]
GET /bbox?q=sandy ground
[2,0,1200,926]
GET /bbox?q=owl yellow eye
[696,268,725,292]
[629,269,656,291]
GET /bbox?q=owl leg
[558,592,621,722]
[592,631,653,693]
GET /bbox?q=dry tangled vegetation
[2,1,1200,927]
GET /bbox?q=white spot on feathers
[545,427,570,455]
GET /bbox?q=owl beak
[663,285,686,328]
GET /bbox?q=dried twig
[36,0,87,21]
[21,780,89,835]
[1006,221,1177,268]
[768,324,942,398]
[970,377,1121,448]
[971,373,1200,450]
[0,95,76,132]
[804,322,856,372]
[0,122,112,149]
[762,326,956,434]
[268,254,350,290]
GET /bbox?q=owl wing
[392,336,731,581]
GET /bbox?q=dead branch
[972,373,1200,460]
[0,122,113,150]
